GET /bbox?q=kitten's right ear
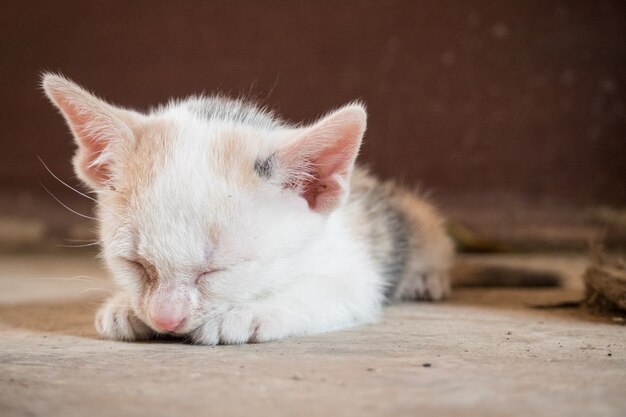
[42,73,141,190]
[276,104,366,213]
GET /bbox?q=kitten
[42,73,454,345]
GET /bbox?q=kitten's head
[42,73,366,335]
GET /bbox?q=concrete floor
[0,254,625,417]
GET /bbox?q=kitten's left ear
[278,103,367,213]
[42,73,142,190]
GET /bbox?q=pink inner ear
[63,105,112,184]
[280,109,364,212]
[299,171,344,212]
[75,145,111,185]
[47,87,122,187]
[298,140,355,212]
[43,74,145,189]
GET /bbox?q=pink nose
[151,315,185,332]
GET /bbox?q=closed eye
[122,258,154,282]
[195,267,227,285]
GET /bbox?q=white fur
[42,73,453,345]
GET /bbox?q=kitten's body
[43,74,453,345]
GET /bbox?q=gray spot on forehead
[183,96,282,129]
[254,154,275,179]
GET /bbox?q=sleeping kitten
[42,73,454,345]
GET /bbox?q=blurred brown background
[1,0,625,250]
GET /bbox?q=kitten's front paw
[95,295,153,341]
[399,271,451,301]
[190,307,282,345]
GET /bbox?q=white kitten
[42,73,454,345]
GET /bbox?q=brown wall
[1,0,625,206]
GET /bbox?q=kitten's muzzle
[147,289,190,333]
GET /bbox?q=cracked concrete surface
[0,254,625,417]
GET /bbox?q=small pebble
[366,367,376,372]
[291,374,302,381]
[608,353,612,357]
[422,363,432,368]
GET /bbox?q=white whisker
[75,287,112,297]
[37,155,116,215]
[56,241,101,248]
[39,182,99,221]
[36,275,107,283]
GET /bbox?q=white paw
[397,271,451,301]
[95,295,153,341]
[190,307,283,345]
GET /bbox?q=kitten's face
[42,73,365,335]
[99,115,323,334]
